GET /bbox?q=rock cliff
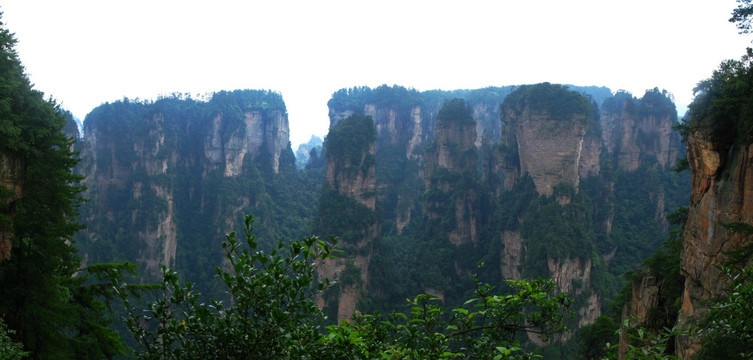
[500,85,591,196]
[320,84,687,339]
[315,112,378,321]
[424,99,479,246]
[675,129,753,358]
[75,90,296,281]
[601,90,682,172]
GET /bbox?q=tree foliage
[694,266,753,359]
[0,318,27,360]
[678,48,753,144]
[502,83,591,122]
[0,13,130,359]
[110,215,572,359]
[730,0,753,34]
[324,112,376,166]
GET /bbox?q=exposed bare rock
[136,185,178,278]
[541,257,601,342]
[618,275,661,359]
[500,230,522,280]
[316,249,373,322]
[326,141,377,209]
[424,99,479,246]
[548,257,593,295]
[77,91,293,281]
[447,190,479,246]
[319,113,379,320]
[472,102,502,148]
[406,107,424,159]
[675,131,752,358]
[600,92,681,172]
[222,110,289,176]
[579,130,602,178]
[502,106,588,196]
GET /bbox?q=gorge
[57,83,691,357]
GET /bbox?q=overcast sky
[2,0,751,147]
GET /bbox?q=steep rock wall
[618,275,661,359]
[317,113,379,321]
[675,131,753,358]
[77,91,293,280]
[601,91,682,172]
[321,84,688,343]
[424,99,479,246]
[500,84,591,197]
[510,108,587,196]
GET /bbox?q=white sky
[2,0,751,148]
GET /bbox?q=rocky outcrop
[527,256,601,345]
[500,84,592,196]
[424,99,480,246]
[551,257,600,330]
[77,91,293,280]
[318,84,688,342]
[579,129,602,178]
[500,230,523,280]
[325,141,377,209]
[472,102,502,148]
[601,91,681,172]
[317,113,379,321]
[675,129,752,358]
[206,110,289,176]
[618,275,661,359]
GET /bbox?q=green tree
[111,216,572,359]
[678,48,753,143]
[0,318,27,360]
[0,14,125,359]
[323,278,572,359]
[695,266,753,359]
[730,0,753,34]
[110,216,341,359]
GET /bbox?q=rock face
[325,141,377,210]
[618,275,661,358]
[601,90,682,172]
[206,109,289,176]
[500,102,589,196]
[675,129,753,358]
[315,113,378,321]
[425,99,479,246]
[320,84,687,338]
[76,91,294,281]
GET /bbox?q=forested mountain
[73,91,325,290]
[65,82,690,357]
[316,84,689,356]
[2,1,752,356]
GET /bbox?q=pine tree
[0,14,123,359]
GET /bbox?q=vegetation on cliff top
[324,112,376,167]
[436,98,475,127]
[679,48,753,144]
[502,83,591,122]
